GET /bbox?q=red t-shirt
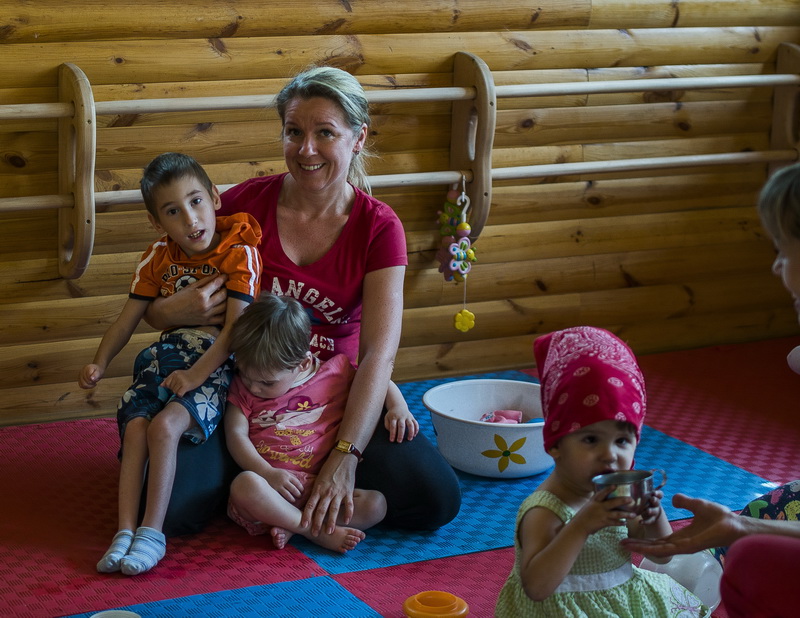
[219,174,407,363]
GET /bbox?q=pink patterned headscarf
[533,327,646,452]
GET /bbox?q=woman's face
[282,96,367,195]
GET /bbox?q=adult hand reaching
[620,493,743,557]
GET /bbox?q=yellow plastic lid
[403,590,469,617]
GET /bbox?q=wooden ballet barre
[7,147,796,213]
[5,74,795,121]
[0,88,475,121]
[0,171,475,211]
[90,171,472,208]
[0,194,75,212]
[491,150,800,181]
[93,87,473,116]
[495,73,800,99]
[0,102,74,121]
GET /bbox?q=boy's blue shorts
[117,328,233,447]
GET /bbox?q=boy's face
[771,232,800,320]
[147,175,221,257]
[237,354,313,400]
[548,419,637,492]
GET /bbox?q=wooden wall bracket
[450,51,496,243]
[57,63,96,279]
[770,42,800,175]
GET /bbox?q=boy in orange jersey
[79,152,262,575]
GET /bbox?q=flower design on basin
[481,434,527,473]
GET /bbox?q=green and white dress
[496,490,708,617]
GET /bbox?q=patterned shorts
[117,328,233,446]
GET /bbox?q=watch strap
[334,439,363,461]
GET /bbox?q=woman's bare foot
[270,526,293,550]
[309,525,366,553]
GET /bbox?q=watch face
[337,440,351,452]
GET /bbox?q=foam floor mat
[64,577,380,618]
[4,339,797,618]
[293,371,769,574]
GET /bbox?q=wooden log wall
[1,1,799,426]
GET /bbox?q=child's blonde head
[230,294,311,373]
[757,162,800,241]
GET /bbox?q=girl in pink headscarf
[496,326,707,617]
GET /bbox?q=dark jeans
[356,407,462,531]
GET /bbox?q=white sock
[96,529,134,573]
[120,526,166,575]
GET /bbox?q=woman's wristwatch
[334,439,363,461]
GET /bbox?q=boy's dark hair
[230,294,312,372]
[757,162,800,241]
[140,152,214,219]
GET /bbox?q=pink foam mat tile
[334,547,515,617]
[2,518,328,618]
[639,337,800,485]
[0,419,327,618]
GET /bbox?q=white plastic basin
[422,379,552,479]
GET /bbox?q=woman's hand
[384,405,419,442]
[301,451,357,535]
[621,493,739,556]
[145,274,228,330]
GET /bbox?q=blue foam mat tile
[293,371,545,574]
[293,466,548,574]
[63,576,380,618]
[297,370,770,574]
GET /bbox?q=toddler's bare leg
[230,471,365,553]
[349,489,388,530]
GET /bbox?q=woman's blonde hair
[276,65,373,194]
[758,162,800,241]
[230,294,311,372]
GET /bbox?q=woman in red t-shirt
[147,66,461,536]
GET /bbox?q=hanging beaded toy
[436,177,477,332]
